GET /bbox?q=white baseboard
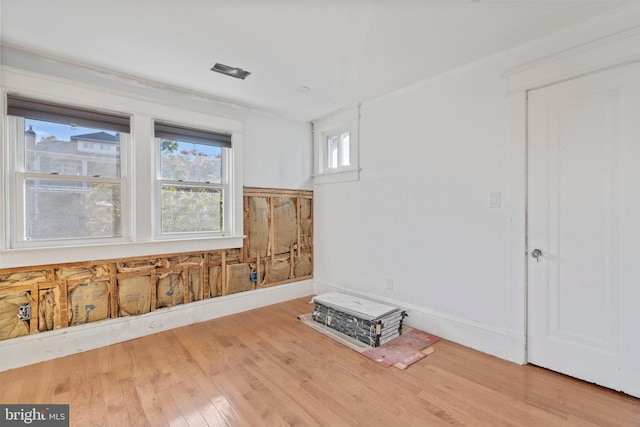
[313,281,519,362]
[0,280,314,372]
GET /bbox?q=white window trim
[312,105,360,185]
[0,68,244,269]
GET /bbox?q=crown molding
[0,44,304,123]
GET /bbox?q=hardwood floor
[1,296,638,426]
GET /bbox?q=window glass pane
[161,186,222,233]
[340,132,351,166]
[327,135,338,169]
[25,119,121,178]
[160,139,222,183]
[24,179,121,240]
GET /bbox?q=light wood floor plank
[1,296,638,426]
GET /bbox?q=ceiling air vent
[210,63,251,80]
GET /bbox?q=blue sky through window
[26,118,114,142]
[25,119,221,157]
[171,141,222,158]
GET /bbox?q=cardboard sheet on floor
[361,329,439,368]
[298,313,438,369]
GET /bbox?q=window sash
[20,176,123,241]
[9,115,128,246]
[159,183,224,234]
[159,141,223,184]
[154,122,230,237]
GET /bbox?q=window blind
[154,122,231,148]
[7,95,130,133]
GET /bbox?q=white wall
[314,58,514,359]
[243,113,312,190]
[313,3,640,363]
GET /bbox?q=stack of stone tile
[311,292,406,347]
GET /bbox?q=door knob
[531,249,543,261]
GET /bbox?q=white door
[528,61,640,398]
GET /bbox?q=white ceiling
[0,1,628,121]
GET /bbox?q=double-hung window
[6,96,130,247]
[154,122,231,237]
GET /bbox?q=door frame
[502,9,640,365]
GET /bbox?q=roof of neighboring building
[32,140,84,156]
[30,138,117,158]
[70,131,119,143]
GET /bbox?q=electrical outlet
[489,191,501,208]
[386,277,394,290]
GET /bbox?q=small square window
[326,131,351,170]
[313,107,359,184]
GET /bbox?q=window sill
[313,167,360,185]
[0,235,245,269]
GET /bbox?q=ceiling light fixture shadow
[211,63,251,80]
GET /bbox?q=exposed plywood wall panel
[0,291,31,339]
[226,263,254,295]
[118,275,153,317]
[0,187,313,342]
[208,266,222,298]
[244,187,313,289]
[156,272,185,309]
[246,197,270,258]
[38,288,60,332]
[273,197,298,255]
[300,198,313,250]
[68,281,110,326]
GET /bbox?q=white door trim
[504,5,640,365]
